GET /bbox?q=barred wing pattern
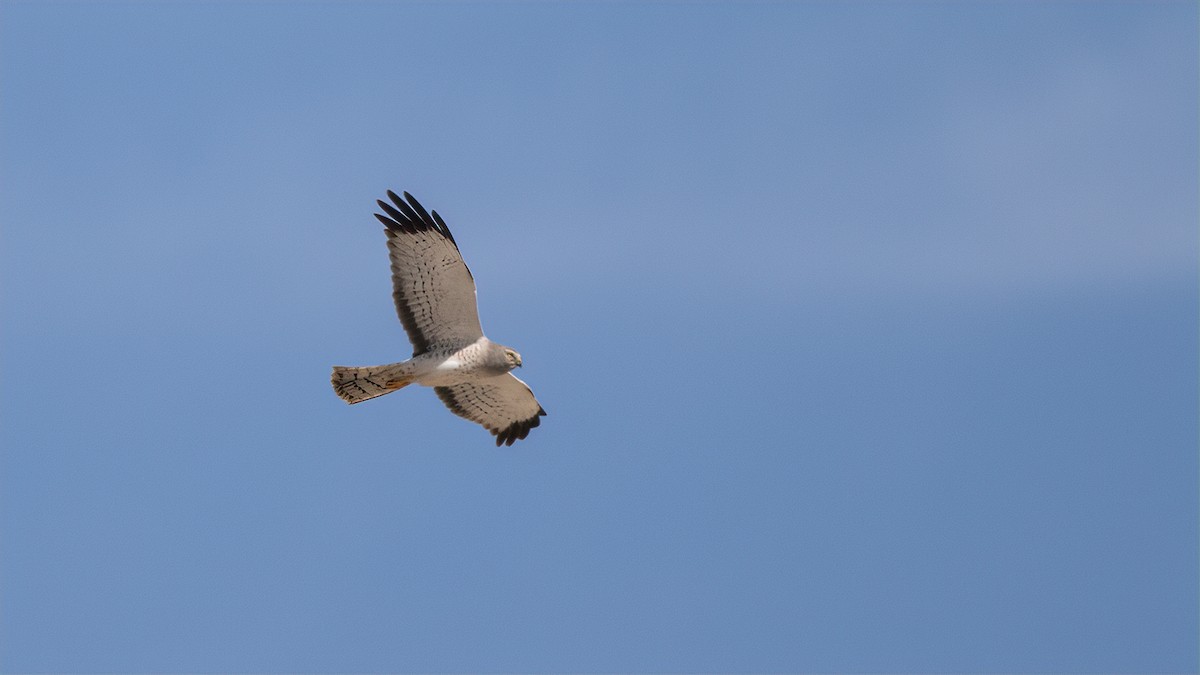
[435,375,548,446]
[374,190,484,355]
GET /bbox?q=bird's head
[504,348,523,369]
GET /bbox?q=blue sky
[1,1,1196,673]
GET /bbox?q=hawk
[331,190,546,446]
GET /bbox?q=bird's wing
[374,190,484,355]
[435,374,548,446]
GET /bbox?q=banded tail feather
[331,363,414,404]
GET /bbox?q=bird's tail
[331,362,415,404]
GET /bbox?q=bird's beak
[516,356,523,367]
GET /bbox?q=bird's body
[334,337,517,393]
[331,190,545,446]
[413,339,503,388]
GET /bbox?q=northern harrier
[331,190,546,446]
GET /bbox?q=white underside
[410,337,503,387]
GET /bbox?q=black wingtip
[403,192,437,228]
[377,189,462,247]
[377,199,416,233]
[431,210,454,243]
[491,412,544,447]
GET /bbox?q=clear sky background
[1,2,1196,673]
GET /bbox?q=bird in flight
[332,190,546,446]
